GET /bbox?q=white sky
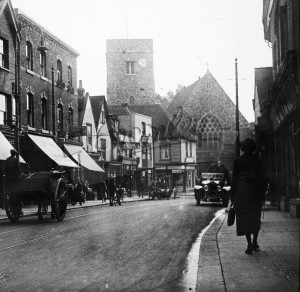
[11,0,272,122]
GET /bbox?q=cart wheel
[52,178,67,222]
[5,193,22,223]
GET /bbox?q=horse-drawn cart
[4,170,68,223]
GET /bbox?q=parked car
[194,173,230,206]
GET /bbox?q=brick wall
[16,13,79,135]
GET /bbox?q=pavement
[197,202,300,292]
[1,193,299,292]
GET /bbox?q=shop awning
[0,131,26,163]
[28,134,79,168]
[63,144,104,172]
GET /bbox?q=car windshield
[201,173,224,180]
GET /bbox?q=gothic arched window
[197,114,222,151]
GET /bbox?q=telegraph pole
[235,58,240,157]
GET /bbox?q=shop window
[0,37,9,69]
[147,144,152,160]
[26,41,33,71]
[26,93,34,126]
[41,97,47,129]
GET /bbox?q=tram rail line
[0,200,187,252]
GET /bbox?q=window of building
[206,81,211,89]
[57,59,62,86]
[26,93,34,126]
[86,123,92,150]
[25,41,33,71]
[41,98,47,129]
[98,138,106,160]
[100,109,105,124]
[279,4,288,61]
[147,144,152,160]
[185,141,193,157]
[40,51,46,77]
[198,114,222,151]
[160,143,171,160]
[0,93,7,125]
[142,122,146,135]
[57,104,63,131]
[67,66,72,90]
[68,107,73,128]
[0,37,8,69]
[126,61,135,75]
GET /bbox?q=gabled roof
[254,67,273,108]
[167,79,200,114]
[0,0,20,41]
[108,105,132,116]
[89,96,107,126]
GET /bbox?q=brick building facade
[106,39,156,105]
[15,9,79,139]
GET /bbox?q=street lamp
[235,58,240,157]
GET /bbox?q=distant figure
[75,177,84,206]
[230,138,268,254]
[137,179,144,198]
[150,179,161,199]
[4,149,23,182]
[108,177,117,206]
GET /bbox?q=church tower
[106,39,156,105]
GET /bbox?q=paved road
[0,197,222,292]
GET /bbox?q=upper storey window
[40,51,46,77]
[26,41,33,71]
[0,94,7,125]
[0,37,9,69]
[126,61,135,75]
[67,66,72,90]
[57,60,62,86]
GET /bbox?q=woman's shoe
[245,244,254,254]
[253,243,260,251]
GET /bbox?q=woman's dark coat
[231,152,267,236]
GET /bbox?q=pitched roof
[0,0,20,41]
[167,79,200,114]
[89,96,107,128]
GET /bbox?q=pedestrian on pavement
[108,177,117,206]
[230,138,268,254]
[137,179,144,198]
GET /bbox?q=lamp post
[235,58,240,157]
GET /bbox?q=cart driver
[4,149,24,182]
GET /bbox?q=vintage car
[194,173,230,207]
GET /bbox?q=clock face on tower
[138,58,148,68]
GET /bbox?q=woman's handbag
[227,203,235,226]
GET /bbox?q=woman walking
[231,138,268,254]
